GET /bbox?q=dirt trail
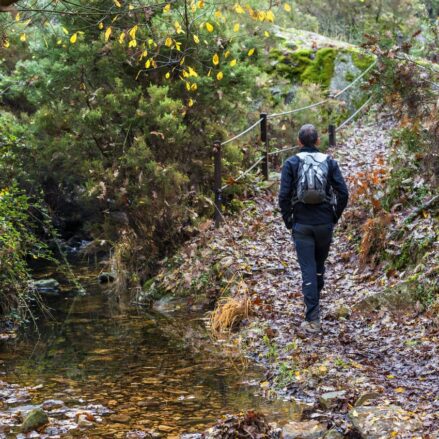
[149,114,438,436]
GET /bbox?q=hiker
[279,124,349,333]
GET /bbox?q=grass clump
[210,283,251,336]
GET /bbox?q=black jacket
[278,146,349,228]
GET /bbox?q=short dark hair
[298,124,318,146]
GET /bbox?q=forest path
[208,115,438,436]
[151,114,438,436]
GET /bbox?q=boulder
[282,420,326,439]
[318,391,346,410]
[349,405,422,438]
[21,408,49,432]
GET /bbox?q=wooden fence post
[328,124,336,148]
[213,140,222,229]
[260,113,269,180]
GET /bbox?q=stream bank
[0,268,296,438]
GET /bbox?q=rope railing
[217,59,377,147]
[221,118,263,146]
[336,96,373,132]
[212,58,378,228]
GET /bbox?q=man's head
[298,124,319,147]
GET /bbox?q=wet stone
[354,391,381,407]
[42,399,65,411]
[318,391,346,410]
[282,420,326,439]
[349,405,423,438]
[21,408,49,433]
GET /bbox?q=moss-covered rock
[301,48,337,88]
[21,408,49,432]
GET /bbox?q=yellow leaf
[395,387,405,393]
[3,39,9,48]
[264,30,270,37]
[129,25,137,39]
[175,20,183,34]
[163,3,171,13]
[266,10,275,22]
[20,33,27,42]
[145,59,151,68]
[70,33,77,43]
[387,374,395,379]
[207,68,212,77]
[197,0,204,7]
[165,37,173,47]
[224,50,230,58]
[128,39,137,48]
[284,3,291,12]
[98,22,104,30]
[175,41,182,51]
[56,39,62,45]
[62,27,69,35]
[390,432,398,438]
[165,72,171,79]
[114,0,121,7]
[217,71,223,80]
[233,23,240,32]
[193,34,200,44]
[212,53,219,65]
[260,380,269,389]
[128,4,134,10]
[247,48,255,56]
[140,49,147,58]
[234,3,245,13]
[215,10,222,18]
[230,59,237,67]
[187,66,198,77]
[188,99,194,107]
[191,83,197,91]
[15,12,20,21]
[205,22,214,32]
[180,56,185,65]
[119,32,126,44]
[257,11,266,21]
[105,27,112,42]
[185,82,191,91]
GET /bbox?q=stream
[0,266,293,437]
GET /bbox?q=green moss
[345,72,355,82]
[270,48,313,80]
[300,48,337,88]
[351,51,375,71]
[270,47,338,88]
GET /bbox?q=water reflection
[0,278,292,436]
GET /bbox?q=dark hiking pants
[292,223,333,322]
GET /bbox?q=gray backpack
[294,152,332,205]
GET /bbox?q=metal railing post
[260,113,269,180]
[213,140,222,229]
[328,124,336,148]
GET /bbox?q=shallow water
[0,273,293,437]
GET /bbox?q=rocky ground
[146,113,439,438]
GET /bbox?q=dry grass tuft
[359,213,392,266]
[210,282,251,337]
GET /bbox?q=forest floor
[150,114,439,438]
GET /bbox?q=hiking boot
[300,320,321,333]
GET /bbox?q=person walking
[279,124,349,333]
